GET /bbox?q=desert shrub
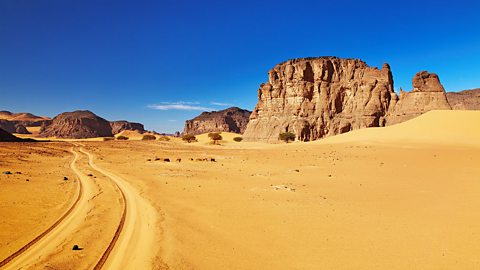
[158,136,171,141]
[142,134,156,141]
[116,135,129,140]
[208,132,222,144]
[103,137,115,141]
[279,132,295,143]
[182,134,197,143]
[233,137,243,142]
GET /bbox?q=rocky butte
[183,107,251,135]
[243,56,478,142]
[39,110,145,139]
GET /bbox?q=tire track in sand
[79,147,157,270]
[0,147,88,269]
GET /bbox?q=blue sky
[1,0,479,133]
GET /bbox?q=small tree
[142,134,156,141]
[208,132,222,144]
[182,134,197,143]
[116,135,129,140]
[279,132,295,143]
[233,137,243,142]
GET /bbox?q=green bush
[142,134,156,141]
[116,135,129,140]
[233,137,243,142]
[182,134,197,143]
[279,132,295,143]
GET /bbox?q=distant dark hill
[40,110,113,139]
[38,110,146,139]
[446,88,480,110]
[0,128,35,142]
[110,120,145,135]
[183,107,251,135]
[0,110,51,128]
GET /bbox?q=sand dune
[321,110,480,146]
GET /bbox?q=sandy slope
[321,110,480,145]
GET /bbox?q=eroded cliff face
[243,57,396,141]
[243,57,459,142]
[183,107,251,135]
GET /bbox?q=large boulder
[183,107,251,135]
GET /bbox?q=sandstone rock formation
[446,89,480,110]
[243,57,396,141]
[110,121,145,135]
[386,71,451,125]
[40,110,113,138]
[183,107,251,135]
[243,56,471,142]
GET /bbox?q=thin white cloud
[210,101,233,106]
[159,101,200,105]
[148,102,214,111]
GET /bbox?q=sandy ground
[1,110,480,269]
[0,143,77,257]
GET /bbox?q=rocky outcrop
[110,121,145,135]
[183,107,252,135]
[243,57,468,142]
[40,110,113,138]
[386,71,451,125]
[446,89,480,110]
[0,120,16,134]
[0,120,29,134]
[243,57,396,141]
[0,128,35,142]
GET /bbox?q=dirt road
[1,146,157,270]
[80,148,158,269]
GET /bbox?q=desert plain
[1,110,480,269]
